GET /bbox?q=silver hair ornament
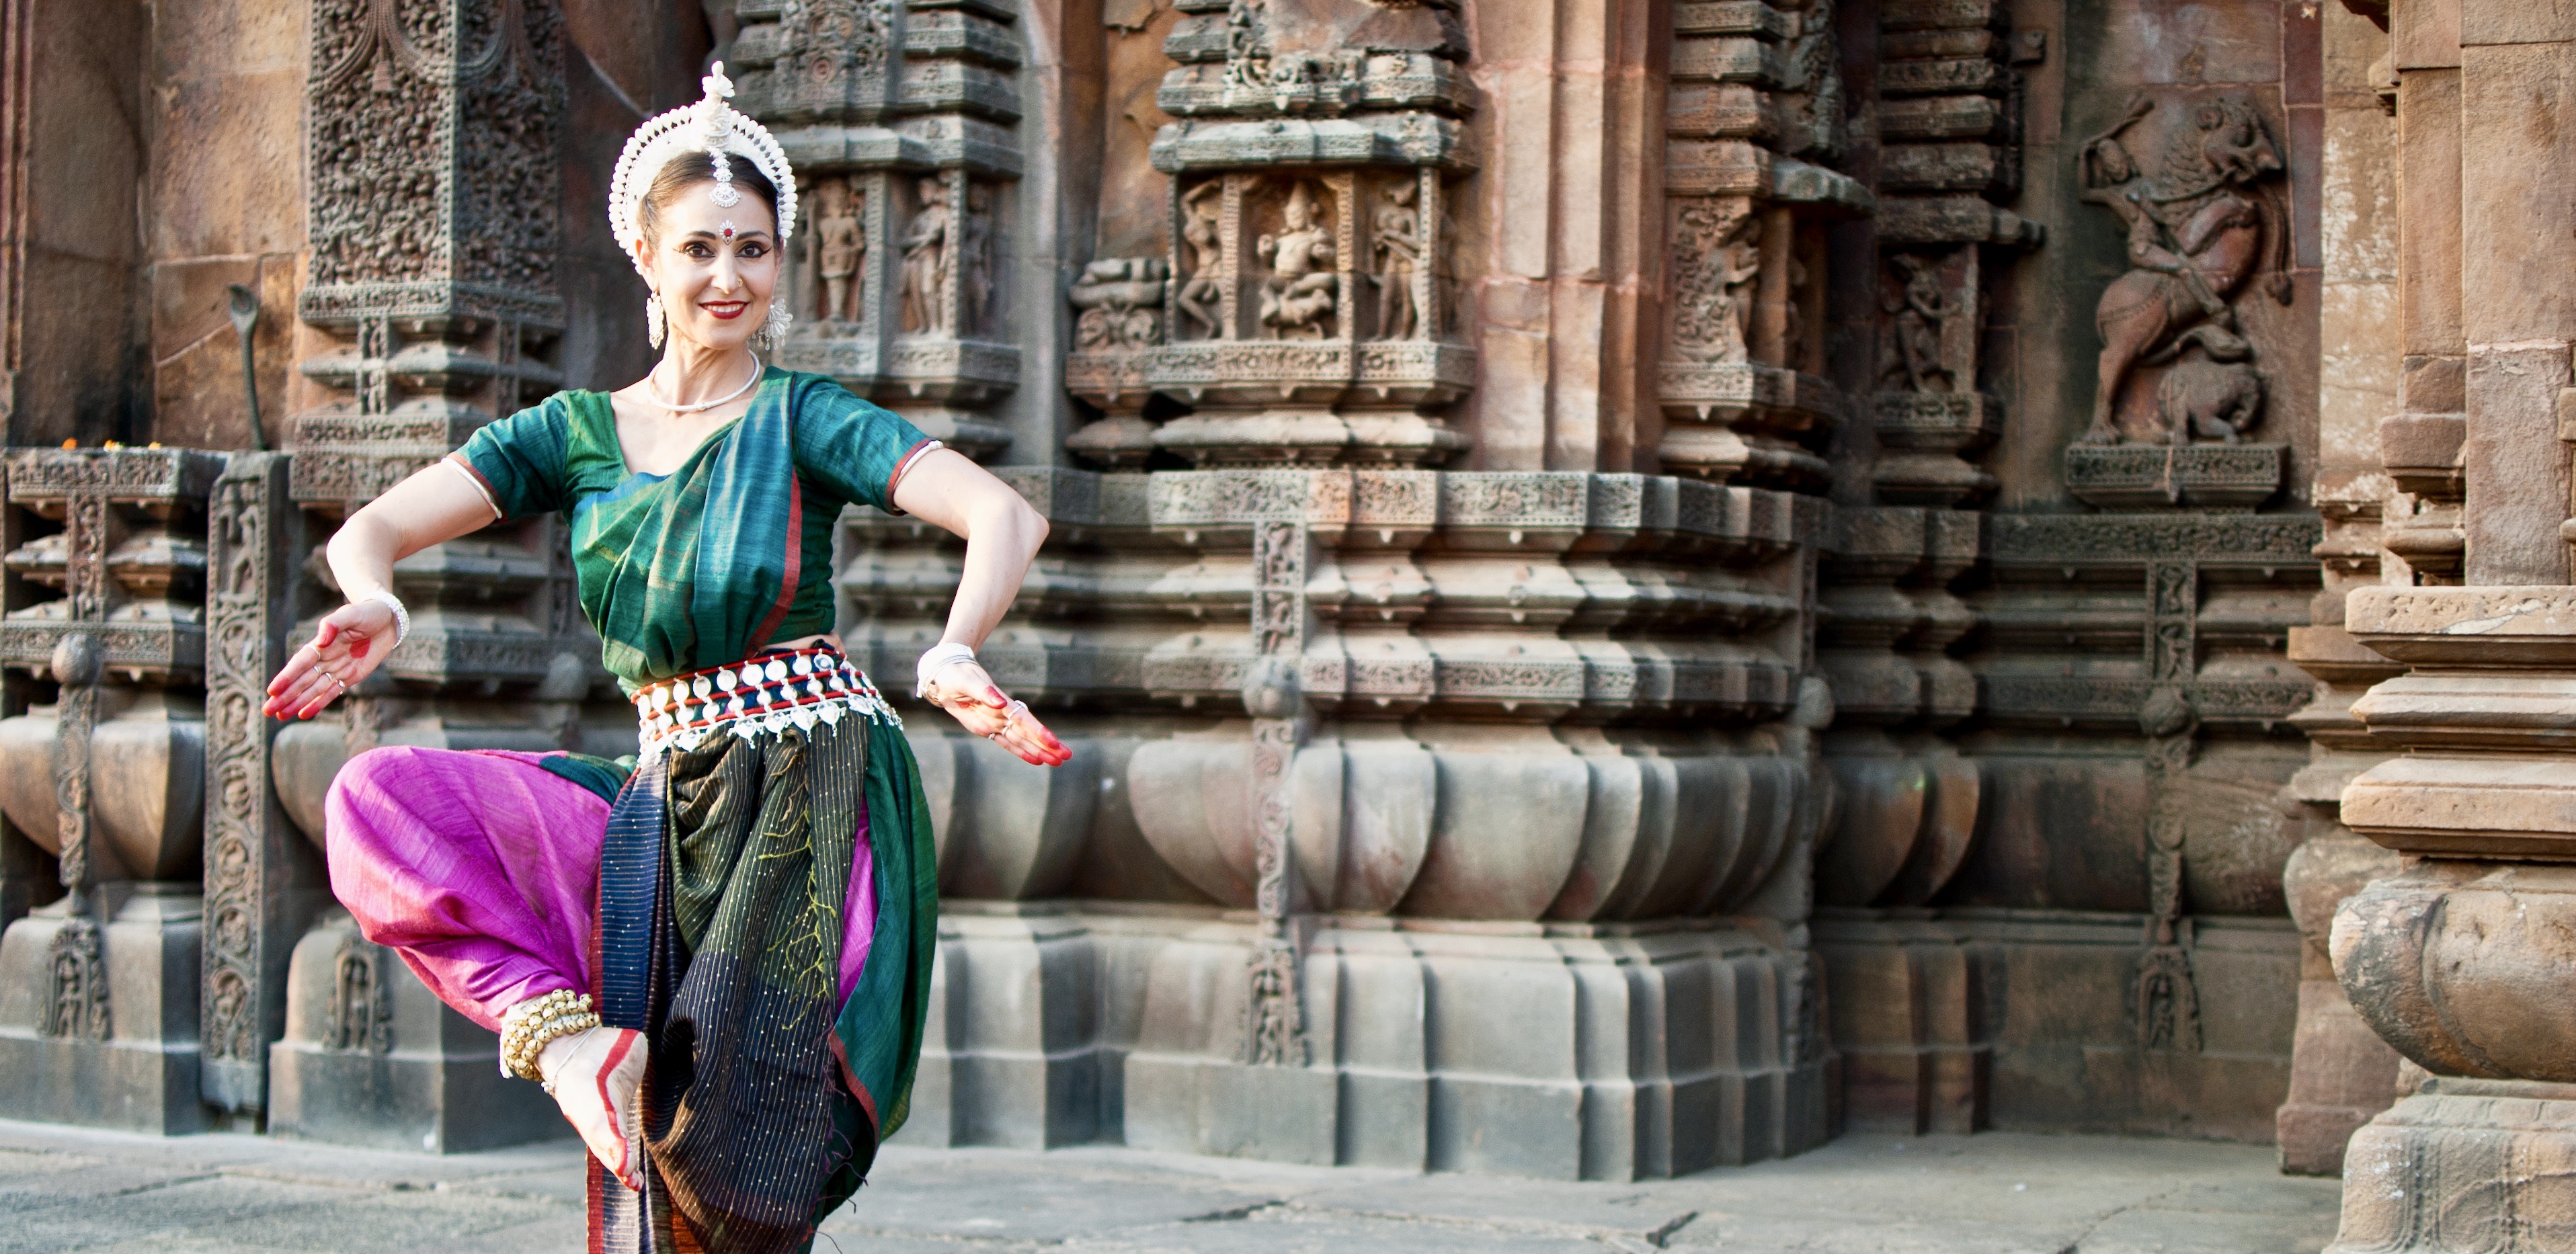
[608,62,797,271]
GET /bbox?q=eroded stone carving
[1072,259,1169,352]
[1256,179,1337,339]
[1880,253,1963,394]
[809,176,866,323]
[1672,202,1762,366]
[323,937,391,1055]
[1369,177,1422,341]
[1176,179,1226,339]
[41,915,106,1040]
[899,177,955,336]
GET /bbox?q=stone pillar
[1812,0,2040,1135]
[2329,589,2576,1247]
[264,0,599,1153]
[2323,2,2576,1244]
[0,449,223,1134]
[199,454,327,1118]
[2275,0,2404,1178]
[836,1,1843,1177]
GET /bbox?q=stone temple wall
[0,0,2396,1185]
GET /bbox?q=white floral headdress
[607,62,799,270]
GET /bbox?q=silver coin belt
[631,646,900,764]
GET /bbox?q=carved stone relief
[1254,179,1338,340]
[2075,93,2290,450]
[898,175,956,336]
[1671,200,1762,367]
[807,175,867,323]
[323,936,392,1055]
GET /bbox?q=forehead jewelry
[701,65,741,208]
[720,220,737,240]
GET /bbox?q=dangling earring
[646,292,666,349]
[758,300,792,352]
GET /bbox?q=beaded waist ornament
[631,646,899,764]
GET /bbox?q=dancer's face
[635,183,780,353]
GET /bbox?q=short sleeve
[790,376,938,513]
[455,396,577,520]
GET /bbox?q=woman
[263,67,1068,1254]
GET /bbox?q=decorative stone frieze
[199,454,323,1116]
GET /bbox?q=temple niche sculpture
[1063,0,1476,468]
[2066,91,2295,508]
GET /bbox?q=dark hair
[638,151,782,245]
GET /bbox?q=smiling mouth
[702,301,748,320]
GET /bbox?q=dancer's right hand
[262,598,401,720]
[540,1026,648,1192]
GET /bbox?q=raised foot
[540,1026,647,1191]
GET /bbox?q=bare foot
[538,1026,647,1191]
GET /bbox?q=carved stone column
[2329,589,2576,1248]
[2322,3,2576,1243]
[1812,0,2044,1136]
[264,0,586,1152]
[2274,0,2405,1178]
[200,454,325,1118]
[0,449,222,1133]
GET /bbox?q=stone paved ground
[0,1118,2342,1253]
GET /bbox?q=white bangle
[916,642,977,700]
[362,588,410,649]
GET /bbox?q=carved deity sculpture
[1256,180,1336,340]
[1670,204,1762,364]
[899,177,952,336]
[1176,180,1225,339]
[2078,93,2289,444]
[811,177,864,323]
[1881,253,1958,393]
[1372,179,1422,341]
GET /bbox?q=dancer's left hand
[926,661,1071,766]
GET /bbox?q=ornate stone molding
[200,454,303,1112]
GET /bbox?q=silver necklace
[645,351,762,415]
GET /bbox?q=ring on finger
[986,700,1029,741]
